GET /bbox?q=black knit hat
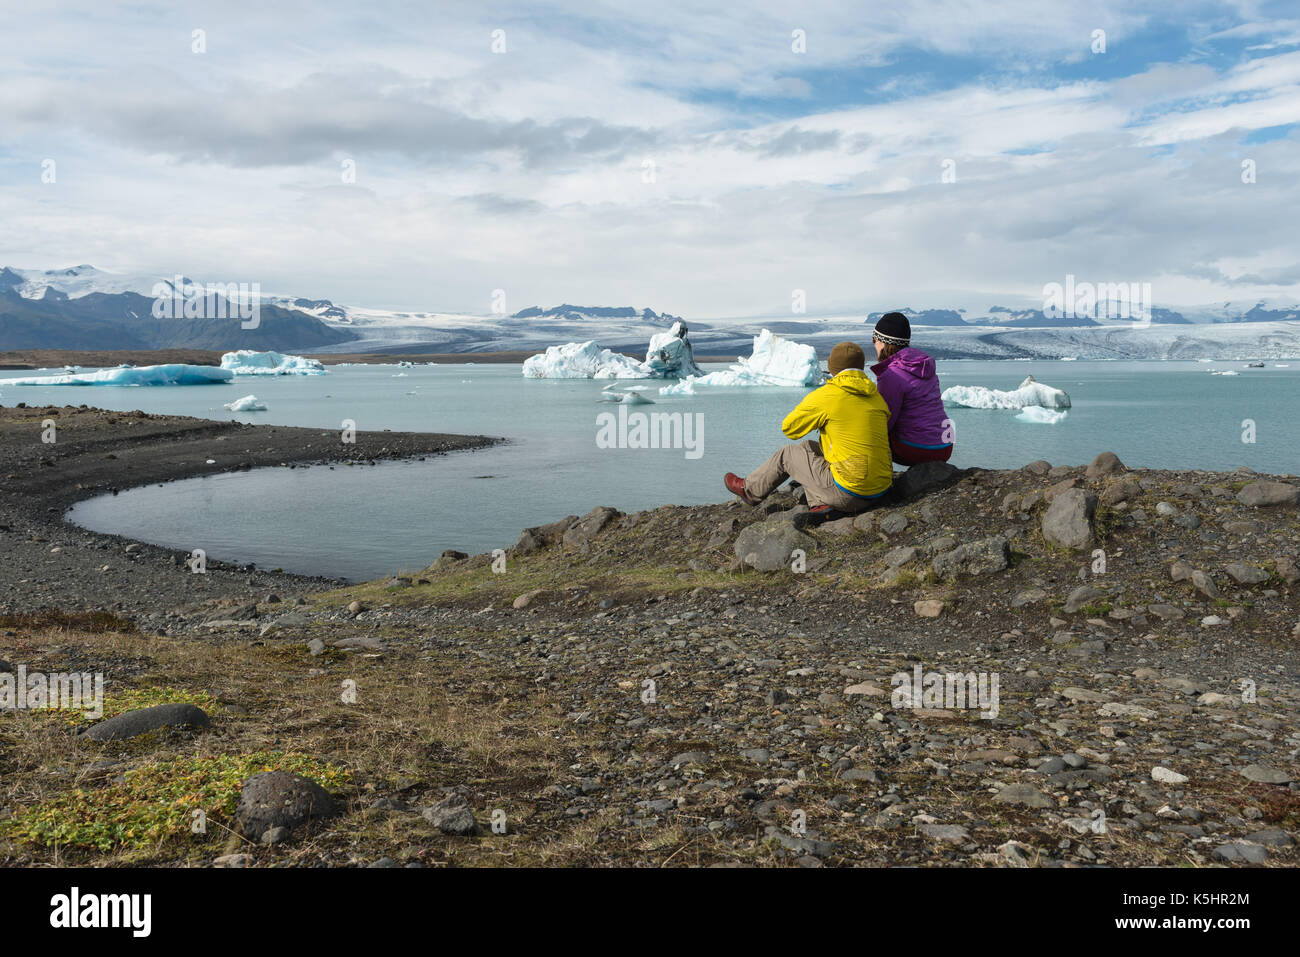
[873,311,911,347]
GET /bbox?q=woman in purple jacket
[869,312,955,465]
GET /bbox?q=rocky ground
[0,407,1296,867]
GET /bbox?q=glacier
[0,364,234,387]
[224,395,268,412]
[220,350,326,376]
[942,375,1072,410]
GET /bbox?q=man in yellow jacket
[724,342,893,513]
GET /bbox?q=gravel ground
[0,407,1296,867]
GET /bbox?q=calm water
[14,359,1292,581]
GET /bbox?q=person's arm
[781,389,827,439]
[875,371,902,432]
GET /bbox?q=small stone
[1236,480,1299,507]
[1239,764,1291,785]
[1225,562,1269,585]
[914,599,945,618]
[513,588,544,609]
[1064,585,1103,614]
[1151,766,1188,785]
[422,794,480,835]
[1041,489,1098,550]
[1212,842,1268,863]
[878,512,909,535]
[993,783,1054,809]
[1190,569,1219,599]
[918,823,970,844]
[884,546,919,569]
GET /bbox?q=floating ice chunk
[224,394,268,412]
[219,350,326,376]
[644,322,704,379]
[942,375,1071,410]
[692,330,822,388]
[1015,406,1068,424]
[659,377,697,395]
[0,364,234,387]
[522,340,649,379]
[601,383,654,404]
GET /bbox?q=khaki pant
[744,440,878,512]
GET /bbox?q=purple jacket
[870,347,951,447]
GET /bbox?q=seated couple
[724,313,953,515]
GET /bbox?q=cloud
[0,0,1298,316]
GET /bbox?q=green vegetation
[3,752,349,852]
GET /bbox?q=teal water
[18,359,1294,581]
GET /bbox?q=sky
[0,0,1298,318]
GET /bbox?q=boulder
[562,506,621,548]
[734,522,816,572]
[892,461,960,500]
[931,535,1011,579]
[1236,481,1298,507]
[1085,451,1126,481]
[515,514,578,553]
[1043,477,1079,503]
[235,771,338,841]
[82,703,210,742]
[1041,489,1098,549]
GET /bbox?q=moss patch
[2,752,349,852]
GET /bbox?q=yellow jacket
[781,369,893,497]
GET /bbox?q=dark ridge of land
[0,405,1296,869]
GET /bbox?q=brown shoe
[724,472,758,505]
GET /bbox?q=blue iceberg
[0,364,234,387]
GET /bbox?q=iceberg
[219,350,326,376]
[643,322,704,378]
[690,329,822,388]
[941,375,1072,410]
[0,364,233,387]
[523,324,820,387]
[659,377,697,396]
[1015,406,1068,424]
[224,394,268,412]
[522,340,649,379]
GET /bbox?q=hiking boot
[724,473,758,505]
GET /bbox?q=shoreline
[0,405,499,616]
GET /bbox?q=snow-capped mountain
[3,265,1298,358]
